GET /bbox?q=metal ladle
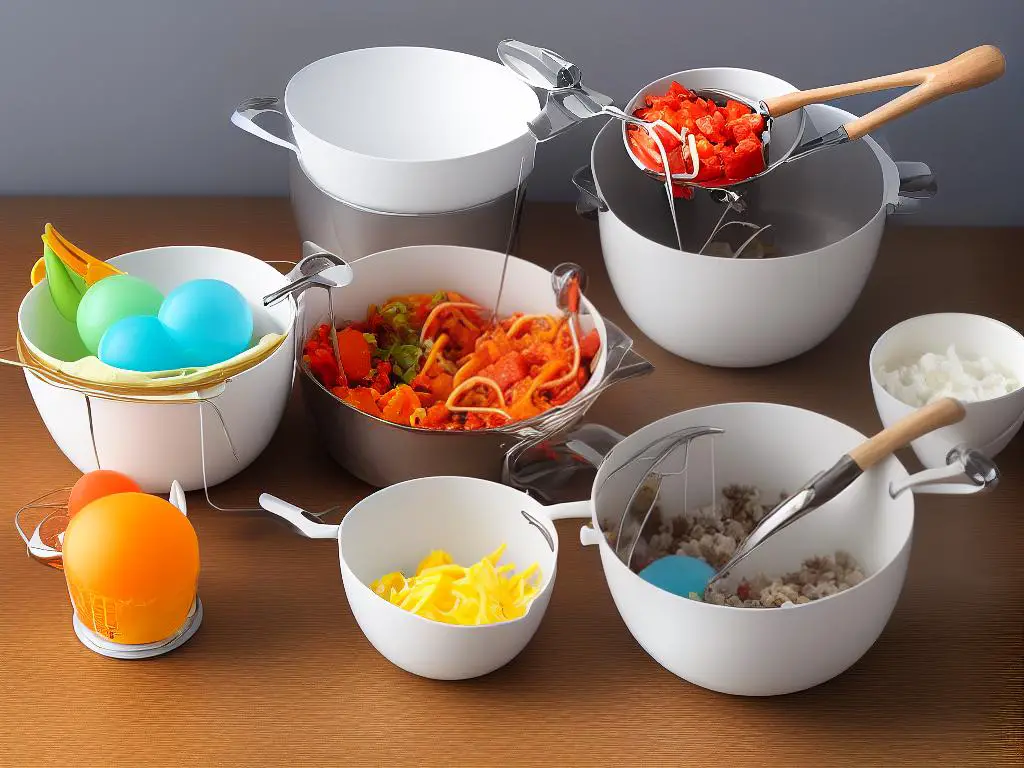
[263,241,354,384]
[263,241,353,307]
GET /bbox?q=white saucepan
[232,46,543,214]
[507,401,996,695]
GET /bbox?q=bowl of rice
[869,313,1024,468]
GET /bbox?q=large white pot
[529,402,992,696]
[580,82,935,368]
[17,246,295,492]
[231,47,542,214]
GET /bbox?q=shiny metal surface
[263,246,352,307]
[588,117,895,255]
[289,155,524,262]
[299,318,651,488]
[612,426,726,568]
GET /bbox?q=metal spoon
[263,242,353,307]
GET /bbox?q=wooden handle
[847,397,966,471]
[763,45,1005,139]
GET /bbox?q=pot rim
[591,103,901,265]
[282,46,541,166]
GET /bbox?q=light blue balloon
[638,555,716,599]
[158,279,254,367]
[98,315,189,372]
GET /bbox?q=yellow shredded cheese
[369,545,542,625]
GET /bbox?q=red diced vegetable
[628,84,768,184]
[579,329,600,360]
[478,352,529,391]
[335,327,372,381]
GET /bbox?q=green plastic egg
[76,275,164,355]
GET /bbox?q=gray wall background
[1,0,1020,225]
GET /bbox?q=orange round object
[62,492,200,645]
[67,470,141,518]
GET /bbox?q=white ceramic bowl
[572,402,987,696]
[586,91,934,367]
[232,47,541,214]
[869,313,1024,468]
[261,476,574,680]
[17,246,295,492]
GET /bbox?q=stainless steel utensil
[263,243,353,307]
[496,40,684,251]
[705,397,982,592]
[611,427,725,568]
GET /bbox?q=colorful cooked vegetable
[370,545,541,625]
[301,290,601,431]
[627,81,767,194]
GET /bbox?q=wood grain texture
[764,45,1006,139]
[0,199,1021,768]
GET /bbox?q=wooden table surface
[0,199,1021,767]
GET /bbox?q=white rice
[877,344,1020,407]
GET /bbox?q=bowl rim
[283,45,540,167]
[591,400,916,614]
[338,475,559,632]
[868,312,1024,409]
[18,244,295,384]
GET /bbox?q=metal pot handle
[572,165,607,220]
[889,160,937,215]
[230,96,299,155]
[888,446,999,497]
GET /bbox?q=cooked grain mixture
[609,483,866,608]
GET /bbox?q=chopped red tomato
[627,84,767,185]
[477,352,529,391]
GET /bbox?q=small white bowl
[869,313,1024,468]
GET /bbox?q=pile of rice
[877,344,1020,407]
[611,483,866,609]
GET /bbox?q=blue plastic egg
[98,315,189,372]
[158,279,254,367]
[638,555,716,599]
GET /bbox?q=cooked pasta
[302,290,601,431]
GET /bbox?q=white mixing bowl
[580,78,936,368]
[17,246,295,492]
[870,313,1024,468]
[564,402,992,695]
[259,476,583,680]
[232,46,541,214]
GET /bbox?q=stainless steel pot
[294,244,653,487]
[289,155,525,262]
